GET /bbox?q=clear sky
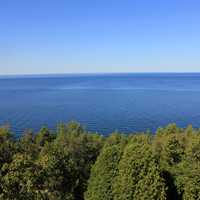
[0,0,200,74]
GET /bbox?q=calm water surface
[0,73,200,136]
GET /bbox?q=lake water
[0,73,200,137]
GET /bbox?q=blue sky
[0,0,200,74]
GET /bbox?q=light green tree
[113,135,167,200]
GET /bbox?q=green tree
[85,134,126,200]
[37,144,78,200]
[0,153,41,199]
[36,127,53,147]
[113,135,167,200]
[0,127,15,168]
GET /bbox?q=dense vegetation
[1,122,200,200]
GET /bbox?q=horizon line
[1,71,200,77]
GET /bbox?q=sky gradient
[0,0,200,74]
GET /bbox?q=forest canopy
[1,122,200,200]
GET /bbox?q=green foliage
[37,144,78,200]
[54,122,104,200]
[85,134,127,200]
[113,135,167,200]
[183,167,200,200]
[0,127,16,169]
[0,122,103,200]
[1,123,200,200]
[0,153,41,199]
[17,130,39,158]
[36,127,53,147]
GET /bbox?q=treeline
[0,122,200,199]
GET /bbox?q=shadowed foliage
[1,123,200,199]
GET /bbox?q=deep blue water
[0,73,200,137]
